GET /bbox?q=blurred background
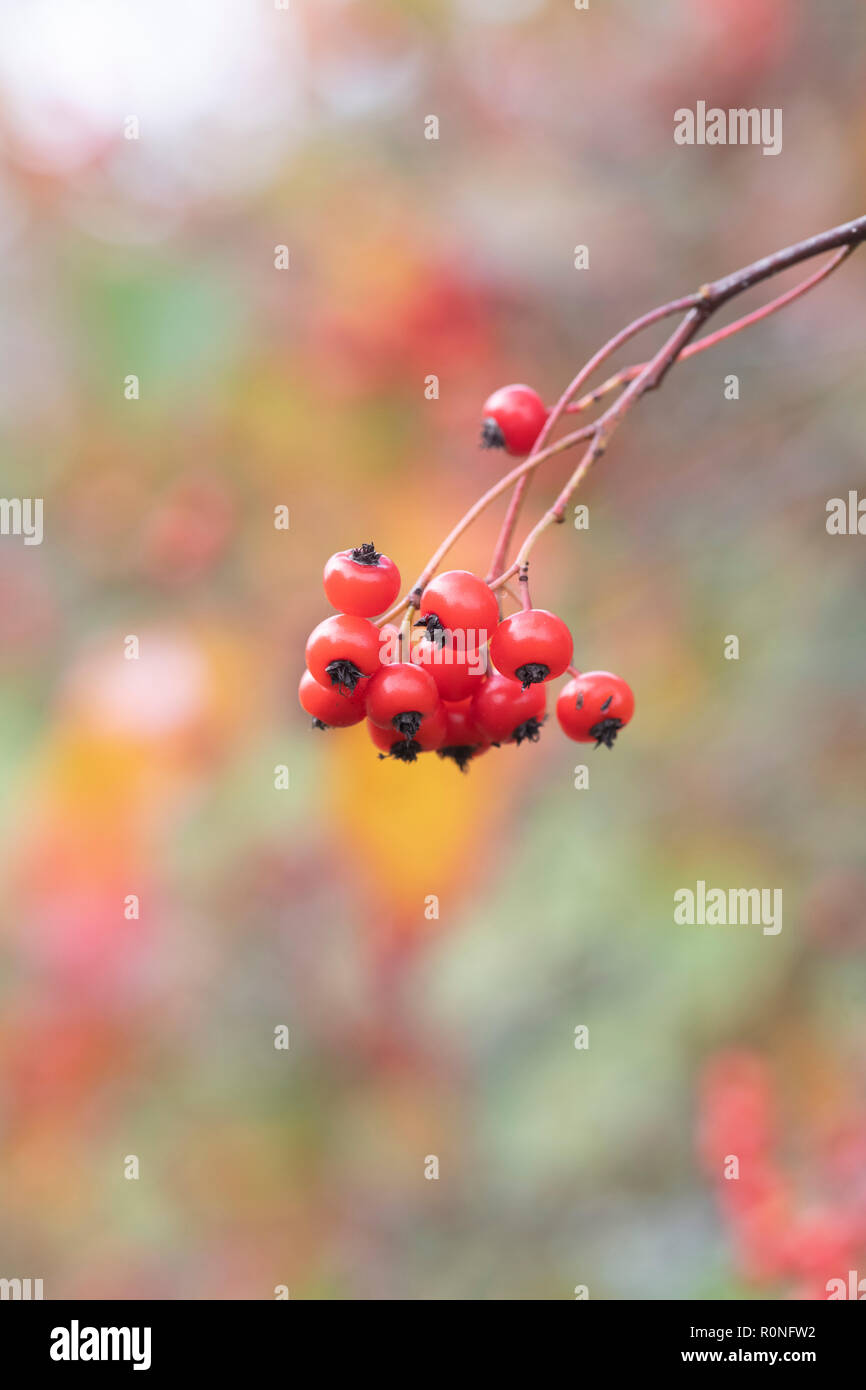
[1,0,865,1300]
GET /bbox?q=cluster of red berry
[299,385,634,769]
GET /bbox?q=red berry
[414,635,487,702]
[489,609,572,688]
[556,671,634,748]
[437,698,491,771]
[470,673,546,745]
[416,569,499,644]
[305,614,382,695]
[365,662,441,738]
[323,542,401,618]
[367,706,446,763]
[481,384,548,455]
[299,669,366,729]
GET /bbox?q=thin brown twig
[484,292,699,582]
[490,218,866,586]
[562,246,853,421]
[381,216,866,620]
[376,419,596,624]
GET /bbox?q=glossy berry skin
[365,662,441,738]
[323,542,401,618]
[556,671,634,749]
[417,570,499,644]
[481,384,548,456]
[470,673,546,745]
[305,614,382,695]
[414,636,487,703]
[489,609,573,688]
[299,669,366,729]
[367,706,446,762]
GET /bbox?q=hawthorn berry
[437,698,491,771]
[367,706,446,763]
[470,673,546,746]
[414,635,487,703]
[556,671,634,749]
[489,609,573,688]
[416,569,499,644]
[365,662,441,738]
[480,384,548,455]
[323,542,401,618]
[298,669,367,729]
[305,614,382,695]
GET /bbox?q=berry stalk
[386,216,866,622]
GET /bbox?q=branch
[490,216,866,585]
[382,215,866,619]
[376,419,596,624]
[562,246,854,419]
[484,292,698,582]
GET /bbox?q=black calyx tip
[481,417,506,450]
[437,744,477,772]
[379,738,421,763]
[325,659,363,695]
[512,715,546,746]
[311,717,329,731]
[392,710,423,738]
[350,541,381,566]
[590,717,624,750]
[515,662,549,689]
[414,613,446,642]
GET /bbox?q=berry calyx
[349,541,380,565]
[368,722,424,762]
[417,570,500,644]
[305,614,382,695]
[365,662,441,735]
[480,418,506,449]
[298,669,367,729]
[489,609,573,687]
[436,698,490,771]
[512,714,545,745]
[480,384,548,456]
[367,705,446,762]
[470,673,546,745]
[556,671,635,748]
[514,661,549,689]
[323,543,401,618]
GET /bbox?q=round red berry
[305,614,382,695]
[323,542,401,618]
[556,671,634,748]
[480,384,548,455]
[414,635,487,703]
[365,662,441,738]
[416,570,499,644]
[489,609,572,688]
[299,669,367,729]
[367,705,446,763]
[470,673,546,745]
